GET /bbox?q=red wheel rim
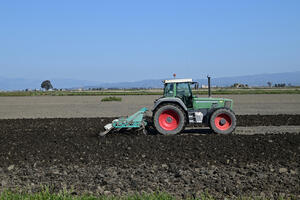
[158,109,180,131]
[214,113,232,131]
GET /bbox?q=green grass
[195,88,300,95]
[0,88,300,97]
[0,91,162,97]
[101,96,122,102]
[0,189,297,200]
[0,189,213,200]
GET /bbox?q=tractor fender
[152,97,188,112]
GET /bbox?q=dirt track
[0,116,299,199]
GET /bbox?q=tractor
[152,78,236,135]
[99,77,236,136]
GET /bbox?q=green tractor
[152,78,236,135]
[99,77,236,136]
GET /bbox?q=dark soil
[0,116,299,199]
[236,114,300,126]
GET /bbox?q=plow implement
[99,107,148,136]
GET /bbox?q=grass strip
[0,189,213,200]
[0,89,299,96]
[0,189,296,200]
[101,96,122,102]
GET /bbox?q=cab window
[164,83,174,97]
[176,83,191,97]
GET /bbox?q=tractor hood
[192,97,233,110]
[193,97,233,102]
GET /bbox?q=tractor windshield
[164,83,174,97]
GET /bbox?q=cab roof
[164,79,193,84]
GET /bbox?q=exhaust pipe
[207,75,211,97]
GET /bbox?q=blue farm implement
[99,107,148,136]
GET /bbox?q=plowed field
[0,115,299,199]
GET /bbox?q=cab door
[176,83,193,108]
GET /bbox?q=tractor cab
[163,79,195,108]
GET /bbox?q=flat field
[0,94,300,199]
[0,94,300,119]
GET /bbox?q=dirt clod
[7,165,14,171]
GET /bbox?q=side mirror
[194,83,199,90]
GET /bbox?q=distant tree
[41,80,53,91]
[267,82,272,87]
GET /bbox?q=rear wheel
[210,108,236,134]
[153,103,186,135]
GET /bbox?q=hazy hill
[0,71,300,91]
[195,71,300,87]
[89,71,300,89]
[0,78,101,91]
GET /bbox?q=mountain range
[0,71,300,91]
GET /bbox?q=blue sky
[0,0,299,82]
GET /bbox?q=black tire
[210,108,236,134]
[153,103,186,135]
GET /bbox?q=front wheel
[210,108,236,134]
[153,104,186,135]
